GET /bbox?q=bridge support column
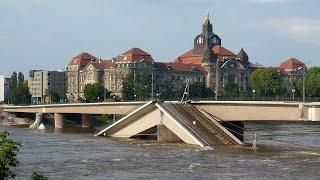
[157,124,182,142]
[54,113,64,129]
[82,114,92,128]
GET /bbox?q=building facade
[278,58,307,82]
[66,13,256,101]
[28,70,66,103]
[0,76,10,102]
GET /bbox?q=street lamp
[134,94,137,101]
[252,89,256,101]
[297,66,306,102]
[292,88,296,101]
[214,90,218,101]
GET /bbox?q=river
[1,122,320,179]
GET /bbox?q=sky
[0,0,319,77]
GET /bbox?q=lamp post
[134,94,137,101]
[252,89,256,101]
[296,66,306,102]
[292,88,296,101]
[214,90,218,101]
[151,73,154,100]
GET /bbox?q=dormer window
[197,37,203,44]
[212,35,221,45]
[166,65,172,71]
[191,66,197,72]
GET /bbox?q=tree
[9,82,31,105]
[136,73,152,100]
[158,80,176,100]
[0,131,21,179]
[188,82,214,99]
[250,68,285,97]
[305,67,320,97]
[121,73,152,101]
[9,72,17,90]
[8,72,31,105]
[84,83,106,103]
[222,82,240,98]
[18,72,24,85]
[122,75,135,101]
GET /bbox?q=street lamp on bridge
[297,66,306,102]
[252,89,256,101]
[292,88,296,101]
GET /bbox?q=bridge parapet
[191,101,320,121]
[3,102,146,115]
[3,101,320,121]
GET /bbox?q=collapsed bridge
[96,101,243,147]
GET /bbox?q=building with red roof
[65,13,259,100]
[278,58,307,86]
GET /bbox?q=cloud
[250,0,289,4]
[266,18,320,45]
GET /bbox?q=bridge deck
[3,101,320,121]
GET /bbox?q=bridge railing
[4,96,320,106]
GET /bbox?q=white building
[0,76,10,102]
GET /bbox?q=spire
[205,10,210,23]
[237,48,249,66]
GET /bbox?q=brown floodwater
[1,121,320,179]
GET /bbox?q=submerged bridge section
[96,101,243,147]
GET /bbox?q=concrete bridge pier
[82,114,92,128]
[157,124,182,142]
[54,113,64,128]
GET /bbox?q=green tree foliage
[84,83,107,103]
[8,72,31,105]
[18,72,24,85]
[9,72,17,90]
[305,67,320,97]
[136,73,152,100]
[121,75,135,101]
[44,89,62,102]
[250,68,285,97]
[30,171,48,180]
[9,83,31,105]
[158,80,176,100]
[222,82,239,98]
[122,73,152,101]
[189,82,214,99]
[0,131,21,179]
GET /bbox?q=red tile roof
[89,60,115,70]
[102,60,115,69]
[173,45,237,65]
[156,62,206,73]
[68,52,97,66]
[213,45,237,61]
[278,58,307,72]
[116,48,154,63]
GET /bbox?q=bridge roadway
[3,101,320,121]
